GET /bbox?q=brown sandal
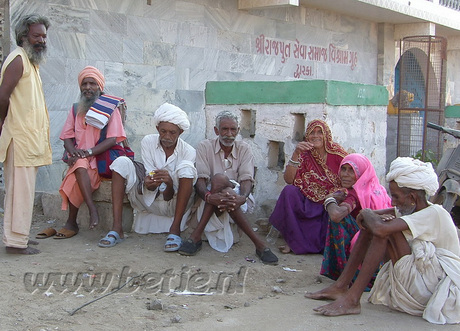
[54,228,78,239]
[35,228,57,239]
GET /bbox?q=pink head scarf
[340,153,392,210]
[78,66,105,91]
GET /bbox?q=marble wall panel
[71,0,144,16]
[228,12,257,34]
[85,31,124,62]
[183,0,237,11]
[127,16,171,43]
[276,21,297,40]
[174,0,205,24]
[89,10,127,35]
[49,4,90,33]
[143,0,176,20]
[10,0,46,23]
[124,63,157,90]
[253,19,277,40]
[189,68,217,91]
[175,67,190,90]
[216,29,251,53]
[156,66,176,90]
[177,22,208,48]
[40,57,66,85]
[123,39,143,63]
[47,31,86,59]
[203,48,220,71]
[43,83,79,113]
[203,6,233,31]
[144,41,176,66]
[175,89,204,113]
[176,45,204,69]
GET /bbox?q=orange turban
[78,66,105,91]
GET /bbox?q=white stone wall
[8,0,380,192]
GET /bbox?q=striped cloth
[85,94,125,129]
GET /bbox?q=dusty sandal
[35,228,56,239]
[98,231,124,248]
[164,234,182,252]
[178,239,202,256]
[54,228,78,239]
[256,248,279,265]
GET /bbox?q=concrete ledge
[445,105,460,118]
[205,80,389,106]
[41,181,133,233]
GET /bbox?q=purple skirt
[269,185,328,254]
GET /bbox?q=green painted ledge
[445,105,460,118]
[205,80,388,106]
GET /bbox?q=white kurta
[110,134,197,233]
[369,204,460,324]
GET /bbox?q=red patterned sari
[293,119,347,203]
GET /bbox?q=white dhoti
[196,182,254,253]
[369,239,460,324]
[110,156,196,234]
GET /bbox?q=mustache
[33,44,46,51]
[221,136,235,140]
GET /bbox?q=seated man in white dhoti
[178,111,278,265]
[306,157,460,325]
[98,103,196,251]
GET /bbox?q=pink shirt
[59,105,126,169]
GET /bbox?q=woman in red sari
[269,119,347,254]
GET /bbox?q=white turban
[153,103,190,131]
[386,157,439,197]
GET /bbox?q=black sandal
[256,248,279,265]
[178,239,202,256]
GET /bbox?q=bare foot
[6,246,40,254]
[278,244,291,254]
[305,284,348,300]
[313,296,361,316]
[28,240,39,245]
[89,208,99,229]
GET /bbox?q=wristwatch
[87,148,93,156]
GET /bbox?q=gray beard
[22,39,47,65]
[77,91,101,115]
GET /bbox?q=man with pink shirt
[51,66,127,239]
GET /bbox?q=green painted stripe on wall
[445,105,460,118]
[205,80,388,106]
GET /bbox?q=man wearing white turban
[98,103,197,251]
[178,111,278,265]
[307,157,460,324]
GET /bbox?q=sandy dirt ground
[0,211,459,331]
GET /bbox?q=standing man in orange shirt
[0,14,52,254]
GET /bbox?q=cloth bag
[96,142,134,178]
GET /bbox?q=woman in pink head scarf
[320,153,392,281]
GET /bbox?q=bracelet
[323,197,338,211]
[288,158,300,167]
[204,191,211,203]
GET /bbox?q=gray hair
[215,111,238,127]
[15,14,50,46]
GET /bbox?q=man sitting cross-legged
[306,157,460,324]
[98,103,196,251]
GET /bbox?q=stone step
[40,180,134,233]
